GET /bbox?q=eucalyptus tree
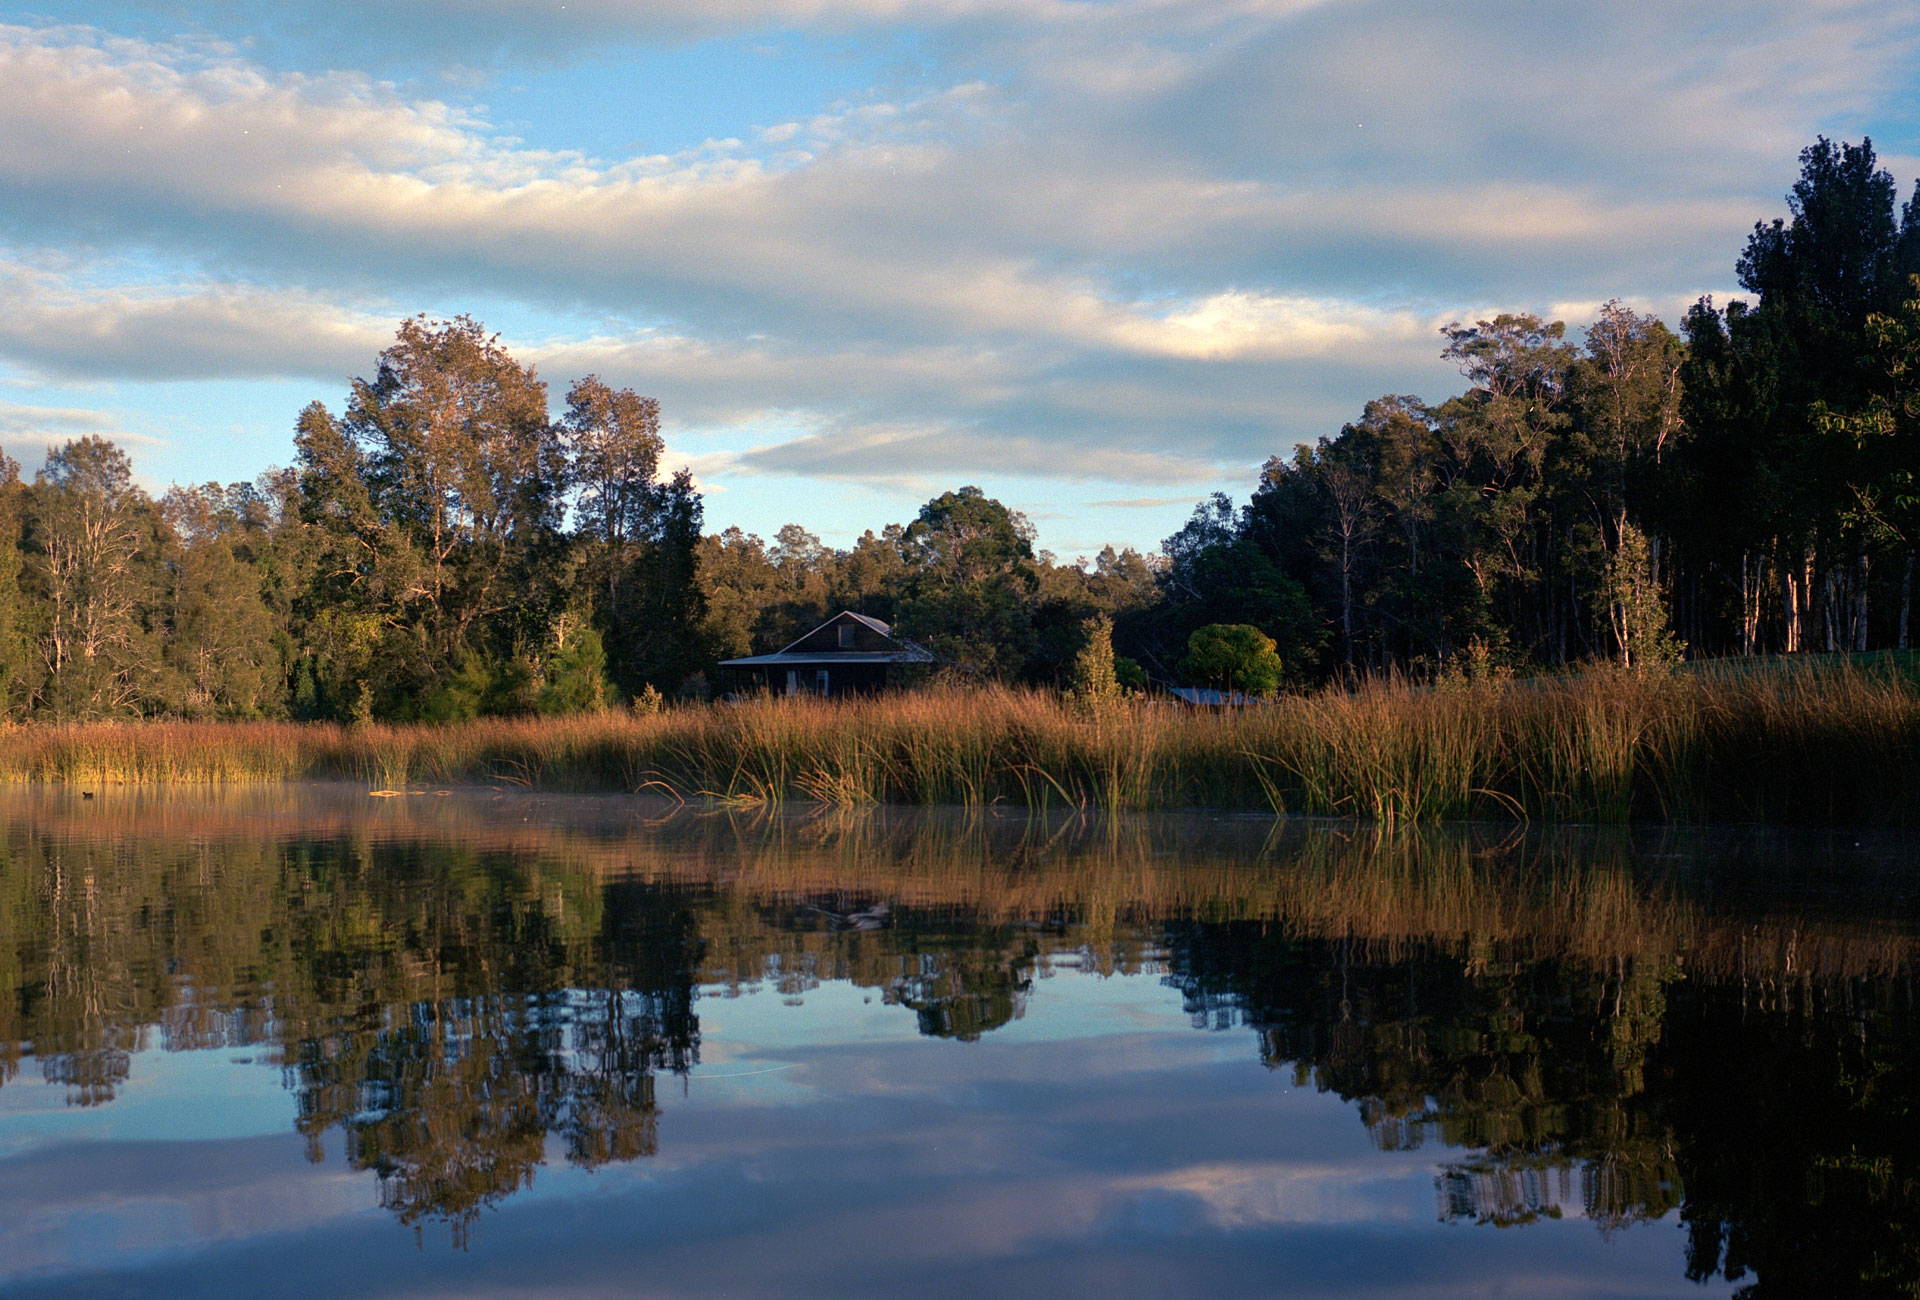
[695,527,782,662]
[1432,314,1578,659]
[561,376,660,553]
[27,436,160,716]
[1564,304,1687,664]
[556,374,707,695]
[829,525,910,627]
[0,452,34,717]
[158,482,283,717]
[1154,490,1321,681]
[896,486,1040,679]
[292,399,426,719]
[343,316,565,670]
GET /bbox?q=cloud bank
[0,2,1915,539]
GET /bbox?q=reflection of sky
[0,969,1722,1299]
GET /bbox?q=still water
[2,786,1917,1298]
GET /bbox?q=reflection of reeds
[3,665,1916,824]
[5,787,1912,987]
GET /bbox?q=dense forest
[2,136,1919,722]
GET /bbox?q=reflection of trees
[4,791,1920,1286]
[700,889,1042,1040]
[1164,922,1681,1229]
[276,867,705,1243]
[1165,914,1920,1296]
[881,924,1037,1041]
[1659,981,1920,1300]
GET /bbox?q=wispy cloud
[0,258,391,381]
[0,398,162,470]
[0,1,1916,537]
[1086,496,1195,509]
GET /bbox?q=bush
[1180,624,1283,697]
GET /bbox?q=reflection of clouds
[0,1133,372,1282]
[1117,1159,1425,1229]
[0,987,1686,1300]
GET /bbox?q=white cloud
[1107,292,1433,362]
[735,418,1224,487]
[1,0,1916,514]
[0,258,391,381]
[1086,496,1195,509]
[0,398,161,470]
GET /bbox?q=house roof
[719,610,934,669]
[793,611,894,646]
[1166,686,1265,707]
[718,650,932,667]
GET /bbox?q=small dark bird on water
[82,792,94,800]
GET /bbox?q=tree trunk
[1901,549,1913,651]
[1854,545,1871,653]
[1784,553,1800,654]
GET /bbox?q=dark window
[838,624,855,647]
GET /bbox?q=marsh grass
[3,660,1916,824]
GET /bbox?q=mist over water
[2,787,1916,1298]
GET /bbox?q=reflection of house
[719,612,934,697]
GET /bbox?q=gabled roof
[777,610,896,654]
[719,610,934,668]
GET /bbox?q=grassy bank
[3,662,1916,824]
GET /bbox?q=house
[719,611,934,697]
[1165,686,1264,707]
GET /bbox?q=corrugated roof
[1167,686,1265,707]
[720,610,934,669]
[718,649,934,667]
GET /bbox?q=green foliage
[1180,624,1283,697]
[539,625,613,716]
[1067,615,1121,703]
[1159,493,1323,679]
[0,453,34,719]
[1597,523,1685,670]
[895,486,1040,679]
[417,654,497,723]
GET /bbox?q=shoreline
[3,665,1916,826]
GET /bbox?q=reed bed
[3,661,1916,823]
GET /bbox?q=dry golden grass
[3,661,1915,824]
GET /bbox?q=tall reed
[2,660,1915,824]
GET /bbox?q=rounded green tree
[1180,623,1283,697]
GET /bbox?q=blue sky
[3,2,1919,556]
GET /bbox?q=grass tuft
[2,661,1915,824]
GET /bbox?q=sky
[2,2,1919,557]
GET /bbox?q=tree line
[2,136,1918,721]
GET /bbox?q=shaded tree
[895,486,1039,679]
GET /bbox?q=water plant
[1,660,1914,824]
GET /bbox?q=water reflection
[1,786,1917,1295]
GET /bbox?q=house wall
[733,662,895,697]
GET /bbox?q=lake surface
[2,786,1917,1299]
